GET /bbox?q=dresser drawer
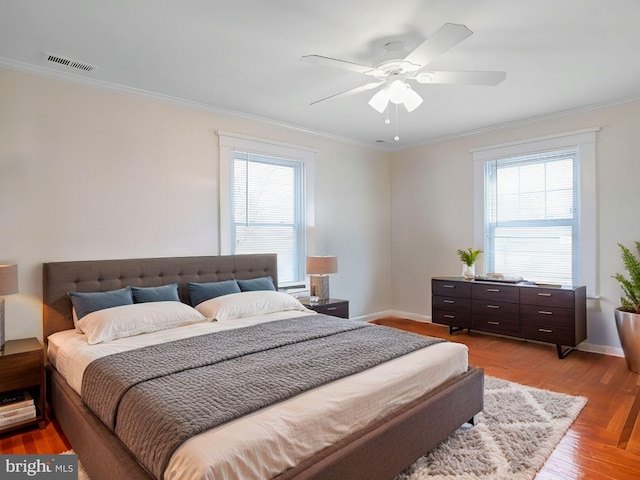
[472,299,519,320]
[0,350,42,392]
[432,309,471,328]
[520,304,575,327]
[472,284,519,303]
[520,322,575,346]
[432,296,471,313]
[520,287,575,308]
[472,315,520,337]
[432,279,472,298]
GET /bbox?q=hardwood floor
[0,412,70,454]
[373,318,640,480]
[1,317,639,480]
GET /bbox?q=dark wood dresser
[432,277,586,358]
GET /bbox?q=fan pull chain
[394,104,400,141]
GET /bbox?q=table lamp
[0,264,18,351]
[306,256,338,301]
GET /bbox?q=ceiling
[2,0,640,151]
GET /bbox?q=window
[472,128,598,295]
[218,131,316,286]
[484,149,578,285]
[232,152,304,283]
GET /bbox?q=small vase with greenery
[457,248,483,280]
[612,241,640,372]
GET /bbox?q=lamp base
[310,275,330,300]
[0,298,5,351]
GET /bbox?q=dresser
[432,277,586,358]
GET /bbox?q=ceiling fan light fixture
[368,88,389,113]
[403,86,423,112]
[388,80,407,104]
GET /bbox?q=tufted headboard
[42,254,278,343]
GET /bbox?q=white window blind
[232,151,305,284]
[473,128,598,296]
[484,149,578,285]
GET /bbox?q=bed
[43,254,484,480]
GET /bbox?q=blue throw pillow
[237,276,276,292]
[187,279,241,306]
[68,287,133,320]
[131,283,180,303]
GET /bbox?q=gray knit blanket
[82,316,444,479]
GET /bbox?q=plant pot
[614,308,640,373]
[461,263,475,280]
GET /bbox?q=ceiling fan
[301,23,506,114]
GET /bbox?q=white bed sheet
[48,313,468,480]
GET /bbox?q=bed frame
[43,254,484,480]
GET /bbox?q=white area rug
[396,376,587,480]
[64,376,586,480]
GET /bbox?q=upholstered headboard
[42,254,278,342]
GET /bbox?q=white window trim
[217,131,316,279]
[471,127,599,297]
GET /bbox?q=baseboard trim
[577,342,624,358]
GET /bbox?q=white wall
[390,100,640,354]
[0,67,391,341]
[4,64,637,355]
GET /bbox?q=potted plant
[457,248,483,280]
[612,242,640,373]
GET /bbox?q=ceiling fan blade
[301,55,383,76]
[403,23,473,68]
[414,70,506,85]
[310,82,384,105]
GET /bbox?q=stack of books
[0,391,36,428]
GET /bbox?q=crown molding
[395,95,640,152]
[5,55,638,155]
[0,56,388,153]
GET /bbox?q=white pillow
[77,301,207,345]
[195,290,310,321]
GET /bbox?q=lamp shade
[0,264,18,295]
[403,86,423,112]
[306,256,338,275]
[388,80,408,104]
[368,88,389,113]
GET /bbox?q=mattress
[48,313,468,480]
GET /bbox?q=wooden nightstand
[299,298,349,319]
[0,338,46,433]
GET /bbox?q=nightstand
[299,297,349,319]
[0,338,46,433]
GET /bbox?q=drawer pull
[538,328,553,333]
[442,285,455,288]
[538,311,553,315]
[444,314,455,319]
[488,321,500,325]
[537,293,552,297]
[443,300,455,304]
[327,307,337,311]
[486,288,500,292]
[487,305,500,309]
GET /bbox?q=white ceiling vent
[45,52,97,72]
